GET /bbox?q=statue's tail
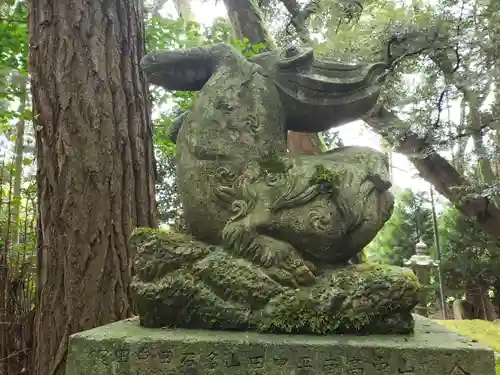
[141,44,242,92]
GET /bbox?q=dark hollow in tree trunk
[28,1,156,375]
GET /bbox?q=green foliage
[0,1,29,131]
[0,2,28,73]
[438,206,500,292]
[0,0,33,253]
[230,37,267,57]
[365,189,434,266]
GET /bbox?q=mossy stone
[130,228,419,334]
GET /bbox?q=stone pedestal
[66,315,495,375]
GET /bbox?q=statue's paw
[282,252,316,287]
[259,238,316,287]
[221,224,316,287]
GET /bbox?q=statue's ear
[141,50,214,91]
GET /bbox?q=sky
[159,0,444,198]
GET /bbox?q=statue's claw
[293,265,315,286]
[274,243,316,287]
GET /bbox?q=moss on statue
[133,271,253,330]
[255,263,418,334]
[130,228,420,334]
[258,150,290,174]
[131,228,211,283]
[309,164,344,198]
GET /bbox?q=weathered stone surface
[130,228,419,333]
[66,315,496,375]
[142,44,394,266]
[134,43,418,334]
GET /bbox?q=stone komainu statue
[130,43,419,334]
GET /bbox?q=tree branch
[282,0,319,44]
[222,0,276,51]
[363,105,500,240]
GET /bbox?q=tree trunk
[492,282,500,317]
[287,131,327,154]
[432,51,500,207]
[380,138,394,183]
[222,0,276,51]
[453,98,467,174]
[465,280,497,320]
[28,0,156,374]
[221,0,326,155]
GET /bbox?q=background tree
[438,206,500,319]
[365,189,434,265]
[0,2,34,374]
[28,1,156,375]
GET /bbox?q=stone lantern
[404,239,438,317]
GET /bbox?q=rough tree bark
[28,0,156,375]
[223,0,276,52]
[221,0,326,155]
[431,51,500,207]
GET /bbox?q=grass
[435,319,500,374]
